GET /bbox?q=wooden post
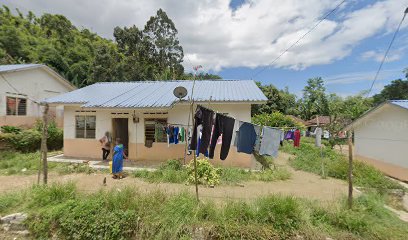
[191,100,199,202]
[347,130,353,209]
[41,104,49,184]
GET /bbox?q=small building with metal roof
[344,100,408,181]
[44,80,267,168]
[0,64,76,127]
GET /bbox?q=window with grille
[145,118,167,143]
[6,97,26,116]
[75,116,96,139]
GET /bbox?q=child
[112,138,127,179]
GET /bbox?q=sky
[2,0,408,97]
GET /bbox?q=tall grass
[281,141,404,191]
[2,183,407,239]
[0,151,61,175]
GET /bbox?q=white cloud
[2,0,408,71]
[324,68,403,85]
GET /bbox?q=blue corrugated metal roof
[390,100,408,110]
[0,64,42,73]
[44,80,267,108]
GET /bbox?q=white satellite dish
[173,86,188,99]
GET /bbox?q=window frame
[144,118,167,143]
[75,115,96,139]
[6,96,27,116]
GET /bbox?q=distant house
[306,116,331,138]
[44,80,267,168]
[345,100,408,181]
[0,64,76,127]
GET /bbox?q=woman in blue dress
[112,138,127,179]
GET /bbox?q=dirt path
[0,152,348,203]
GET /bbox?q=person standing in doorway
[99,132,111,161]
[112,138,127,179]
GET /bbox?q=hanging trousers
[191,106,214,154]
[209,114,235,160]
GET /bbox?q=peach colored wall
[0,116,39,128]
[356,154,408,182]
[128,143,252,168]
[64,139,101,159]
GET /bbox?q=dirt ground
[0,152,348,203]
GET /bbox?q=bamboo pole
[348,130,353,209]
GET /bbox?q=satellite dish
[173,86,188,99]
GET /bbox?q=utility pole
[41,104,49,184]
[347,130,353,209]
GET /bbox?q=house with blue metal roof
[45,80,267,168]
[0,64,75,127]
[344,100,408,181]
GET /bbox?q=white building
[0,64,76,127]
[345,100,408,181]
[44,80,267,168]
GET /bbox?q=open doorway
[112,118,129,155]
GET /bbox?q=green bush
[252,111,305,130]
[0,125,21,134]
[0,121,63,152]
[186,158,220,186]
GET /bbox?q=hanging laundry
[233,121,244,146]
[294,129,301,147]
[254,125,261,152]
[284,130,294,140]
[209,114,235,160]
[236,122,257,154]
[315,127,322,147]
[167,126,175,144]
[180,127,185,142]
[259,127,282,157]
[173,126,179,144]
[196,130,209,157]
[191,106,214,154]
[280,130,285,146]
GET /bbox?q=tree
[252,83,298,116]
[300,77,329,120]
[373,79,408,105]
[252,112,305,129]
[143,8,184,78]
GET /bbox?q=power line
[250,0,347,79]
[366,8,408,96]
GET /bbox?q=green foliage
[0,6,185,87]
[0,121,63,152]
[3,182,407,239]
[0,125,21,134]
[373,79,408,105]
[300,77,329,120]
[282,140,404,191]
[186,158,221,186]
[253,82,298,116]
[252,111,305,129]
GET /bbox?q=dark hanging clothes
[236,122,257,154]
[191,106,214,154]
[167,126,175,144]
[209,114,235,160]
[173,127,179,144]
[196,131,209,157]
[284,130,294,140]
[294,129,301,147]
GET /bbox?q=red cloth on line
[294,129,301,148]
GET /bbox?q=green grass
[0,150,101,175]
[281,141,404,192]
[132,159,292,185]
[1,183,407,239]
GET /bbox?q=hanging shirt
[315,127,322,147]
[259,127,282,157]
[284,131,294,140]
[236,122,257,154]
[191,106,214,154]
[209,114,235,160]
[294,129,301,147]
[233,121,244,146]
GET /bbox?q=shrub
[186,158,220,186]
[0,125,21,134]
